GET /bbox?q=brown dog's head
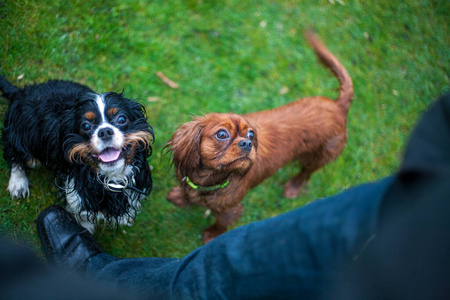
[166,113,257,178]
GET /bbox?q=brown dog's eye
[215,129,230,140]
[247,130,255,140]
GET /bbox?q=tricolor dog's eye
[81,122,92,132]
[247,130,255,140]
[116,115,127,125]
[215,129,230,140]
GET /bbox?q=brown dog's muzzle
[238,139,253,153]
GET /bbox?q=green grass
[0,0,448,258]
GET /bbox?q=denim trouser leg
[86,177,394,300]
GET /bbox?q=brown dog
[166,32,354,243]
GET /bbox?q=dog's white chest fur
[65,164,145,233]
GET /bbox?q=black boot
[36,205,103,272]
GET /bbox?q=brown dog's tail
[305,31,354,115]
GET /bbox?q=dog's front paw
[166,186,189,207]
[26,158,41,169]
[202,225,226,244]
[283,180,306,199]
[8,181,30,199]
[7,168,30,199]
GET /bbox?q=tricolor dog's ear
[166,117,205,177]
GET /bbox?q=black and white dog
[0,76,153,233]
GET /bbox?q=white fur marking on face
[94,94,107,123]
[91,94,125,154]
[7,164,30,198]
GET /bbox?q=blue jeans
[86,177,394,299]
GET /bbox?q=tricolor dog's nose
[238,139,253,152]
[98,127,114,141]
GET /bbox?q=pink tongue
[98,148,121,163]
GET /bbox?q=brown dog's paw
[166,186,189,207]
[283,180,306,199]
[202,225,226,244]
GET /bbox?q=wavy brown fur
[166,32,354,243]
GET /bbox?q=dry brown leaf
[156,71,179,89]
[279,86,289,95]
[147,97,160,102]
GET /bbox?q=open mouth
[94,147,123,164]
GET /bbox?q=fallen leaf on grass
[328,0,345,5]
[156,71,179,89]
[279,86,289,95]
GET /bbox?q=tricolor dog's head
[63,92,153,175]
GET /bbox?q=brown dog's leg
[284,134,347,199]
[202,203,244,244]
[166,186,190,207]
[283,168,312,199]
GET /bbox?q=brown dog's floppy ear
[166,117,205,177]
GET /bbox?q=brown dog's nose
[238,139,253,152]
